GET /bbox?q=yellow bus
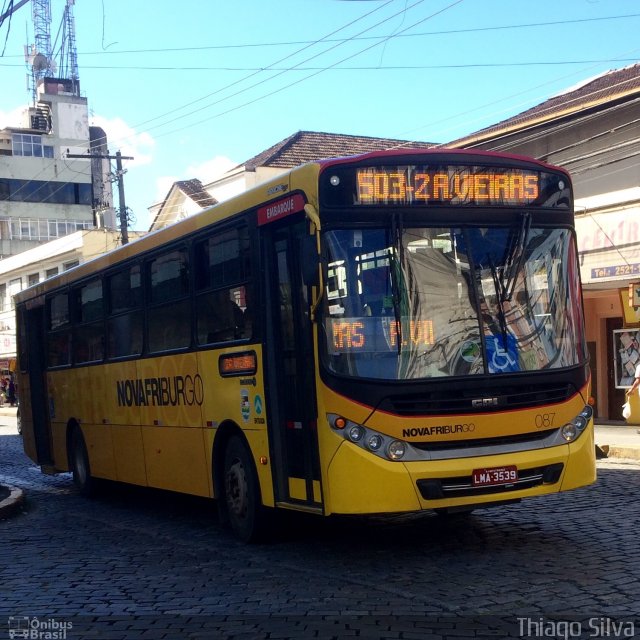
[15,149,595,541]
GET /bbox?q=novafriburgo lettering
[402,423,475,438]
[116,374,204,407]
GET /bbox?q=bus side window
[46,292,71,367]
[73,278,105,364]
[197,287,246,343]
[195,226,252,345]
[148,248,191,352]
[107,265,143,359]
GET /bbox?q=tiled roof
[450,63,640,145]
[243,131,434,170]
[175,179,217,207]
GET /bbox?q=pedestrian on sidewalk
[626,363,640,398]
[6,376,16,407]
[625,363,640,431]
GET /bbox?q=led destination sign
[327,317,435,354]
[355,166,542,206]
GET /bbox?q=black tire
[69,427,94,497]
[223,435,266,543]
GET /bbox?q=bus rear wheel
[69,427,94,497]
[223,436,265,543]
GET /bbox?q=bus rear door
[19,303,54,467]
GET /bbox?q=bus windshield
[321,223,585,380]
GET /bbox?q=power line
[4,4,640,229]
[143,0,464,141]
[66,151,134,244]
[128,0,398,132]
[2,12,634,57]
[0,0,404,225]
[3,58,638,72]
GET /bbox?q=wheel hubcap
[74,445,87,483]
[225,460,248,519]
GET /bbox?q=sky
[0,0,639,231]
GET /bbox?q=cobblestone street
[1,417,639,639]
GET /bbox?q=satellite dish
[31,53,49,72]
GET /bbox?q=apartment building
[0,76,118,369]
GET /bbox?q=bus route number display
[355,166,540,206]
[326,317,435,354]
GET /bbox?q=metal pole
[115,151,129,245]
[66,151,134,245]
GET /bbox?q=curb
[0,484,25,518]
[606,446,640,461]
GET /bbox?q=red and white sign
[257,193,306,226]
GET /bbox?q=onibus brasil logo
[8,616,72,639]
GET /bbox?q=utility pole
[66,151,134,244]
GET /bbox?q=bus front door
[264,221,322,512]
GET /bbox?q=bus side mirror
[301,234,319,287]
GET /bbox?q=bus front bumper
[324,424,596,515]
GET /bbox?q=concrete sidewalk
[0,405,17,418]
[594,421,640,461]
[0,405,24,519]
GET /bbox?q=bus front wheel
[223,436,265,543]
[69,427,93,497]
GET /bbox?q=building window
[28,273,40,286]
[45,267,59,279]
[63,260,79,271]
[0,284,6,313]
[9,217,92,241]
[0,178,90,205]
[12,133,54,158]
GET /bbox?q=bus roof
[314,147,570,178]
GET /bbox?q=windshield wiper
[500,212,531,303]
[388,215,404,356]
[489,256,509,346]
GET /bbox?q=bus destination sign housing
[320,163,570,209]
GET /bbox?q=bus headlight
[387,440,406,460]
[573,415,587,430]
[366,434,383,451]
[327,413,410,461]
[561,404,593,442]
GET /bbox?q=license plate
[472,465,518,487]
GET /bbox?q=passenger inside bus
[361,267,391,316]
[197,289,246,343]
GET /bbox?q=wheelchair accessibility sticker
[486,334,520,373]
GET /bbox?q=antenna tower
[28,0,54,98]
[59,0,79,92]
[26,0,80,102]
